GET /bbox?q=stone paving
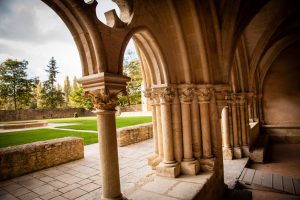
[0,139,154,200]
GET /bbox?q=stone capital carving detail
[159,87,175,104]
[88,88,125,111]
[195,88,212,103]
[178,87,194,103]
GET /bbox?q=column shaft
[96,111,121,199]
[231,103,239,147]
[155,104,164,159]
[152,104,158,155]
[221,106,231,148]
[200,102,212,158]
[191,97,202,159]
[172,97,183,162]
[181,103,194,161]
[240,103,247,146]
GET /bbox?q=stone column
[239,95,249,156]
[197,88,213,159]
[221,106,233,160]
[258,94,264,124]
[231,96,242,159]
[253,95,258,122]
[172,90,183,162]
[145,90,160,169]
[90,88,123,200]
[179,87,200,175]
[154,94,164,161]
[156,88,180,178]
[191,95,202,160]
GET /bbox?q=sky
[0,0,136,85]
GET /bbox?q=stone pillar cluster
[221,93,253,159]
[146,85,216,177]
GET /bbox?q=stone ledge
[117,123,153,147]
[0,121,48,130]
[0,137,84,181]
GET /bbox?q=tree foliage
[40,57,64,109]
[0,59,37,110]
[69,85,93,110]
[63,76,71,107]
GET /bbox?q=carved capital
[88,88,125,111]
[159,87,175,104]
[195,88,212,103]
[178,87,194,103]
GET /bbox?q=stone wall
[119,104,142,112]
[117,123,153,147]
[0,108,94,122]
[0,137,84,181]
[249,122,260,149]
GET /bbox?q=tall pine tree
[63,76,71,107]
[41,57,64,109]
[0,59,37,110]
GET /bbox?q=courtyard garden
[0,116,152,148]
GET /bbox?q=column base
[148,154,160,169]
[242,145,250,157]
[101,194,124,200]
[222,147,233,160]
[199,158,215,172]
[180,160,200,175]
[233,147,242,159]
[156,162,180,178]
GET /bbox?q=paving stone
[80,183,100,192]
[42,170,64,178]
[56,174,82,184]
[0,180,14,187]
[18,192,39,200]
[19,178,45,190]
[50,196,69,200]
[78,179,92,185]
[48,180,67,189]
[40,176,55,182]
[142,177,178,194]
[32,184,55,195]
[167,182,202,199]
[59,183,81,193]
[14,187,31,197]
[128,190,177,200]
[62,188,87,199]
[3,182,22,193]
[0,193,19,200]
[0,188,8,196]
[40,191,62,200]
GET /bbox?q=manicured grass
[0,129,98,148]
[48,116,152,131]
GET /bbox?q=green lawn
[0,129,98,148]
[0,116,152,148]
[47,116,152,131]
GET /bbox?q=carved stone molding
[195,88,212,103]
[88,88,126,110]
[178,87,194,103]
[159,87,175,104]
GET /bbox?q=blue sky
[0,0,135,85]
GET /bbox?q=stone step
[238,168,300,196]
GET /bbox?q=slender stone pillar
[231,96,242,159]
[197,88,213,159]
[154,96,164,160]
[239,96,249,156]
[156,88,180,178]
[179,87,200,175]
[145,91,160,168]
[172,91,183,162]
[253,95,258,122]
[258,94,264,124]
[191,95,202,159]
[221,106,233,160]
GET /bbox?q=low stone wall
[0,137,84,181]
[119,104,142,112]
[0,108,94,122]
[263,124,300,143]
[117,123,153,147]
[0,121,48,130]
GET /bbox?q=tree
[72,76,78,91]
[63,76,71,107]
[40,57,64,109]
[69,85,93,110]
[0,59,37,110]
[118,58,142,106]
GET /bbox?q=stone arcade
[40,0,300,199]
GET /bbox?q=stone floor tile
[80,183,99,192]
[19,178,46,190]
[0,193,19,200]
[142,177,178,195]
[167,182,202,199]
[18,191,39,200]
[89,175,100,181]
[41,169,64,178]
[62,188,87,199]
[0,180,14,187]
[2,182,22,193]
[0,188,8,196]
[48,180,67,189]
[77,179,92,185]
[14,187,31,197]
[30,172,47,179]
[59,183,81,193]
[50,196,69,200]
[32,184,55,195]
[74,189,101,200]
[40,191,62,200]
[39,176,55,182]
[74,173,90,179]
[56,174,82,184]
[128,190,178,200]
